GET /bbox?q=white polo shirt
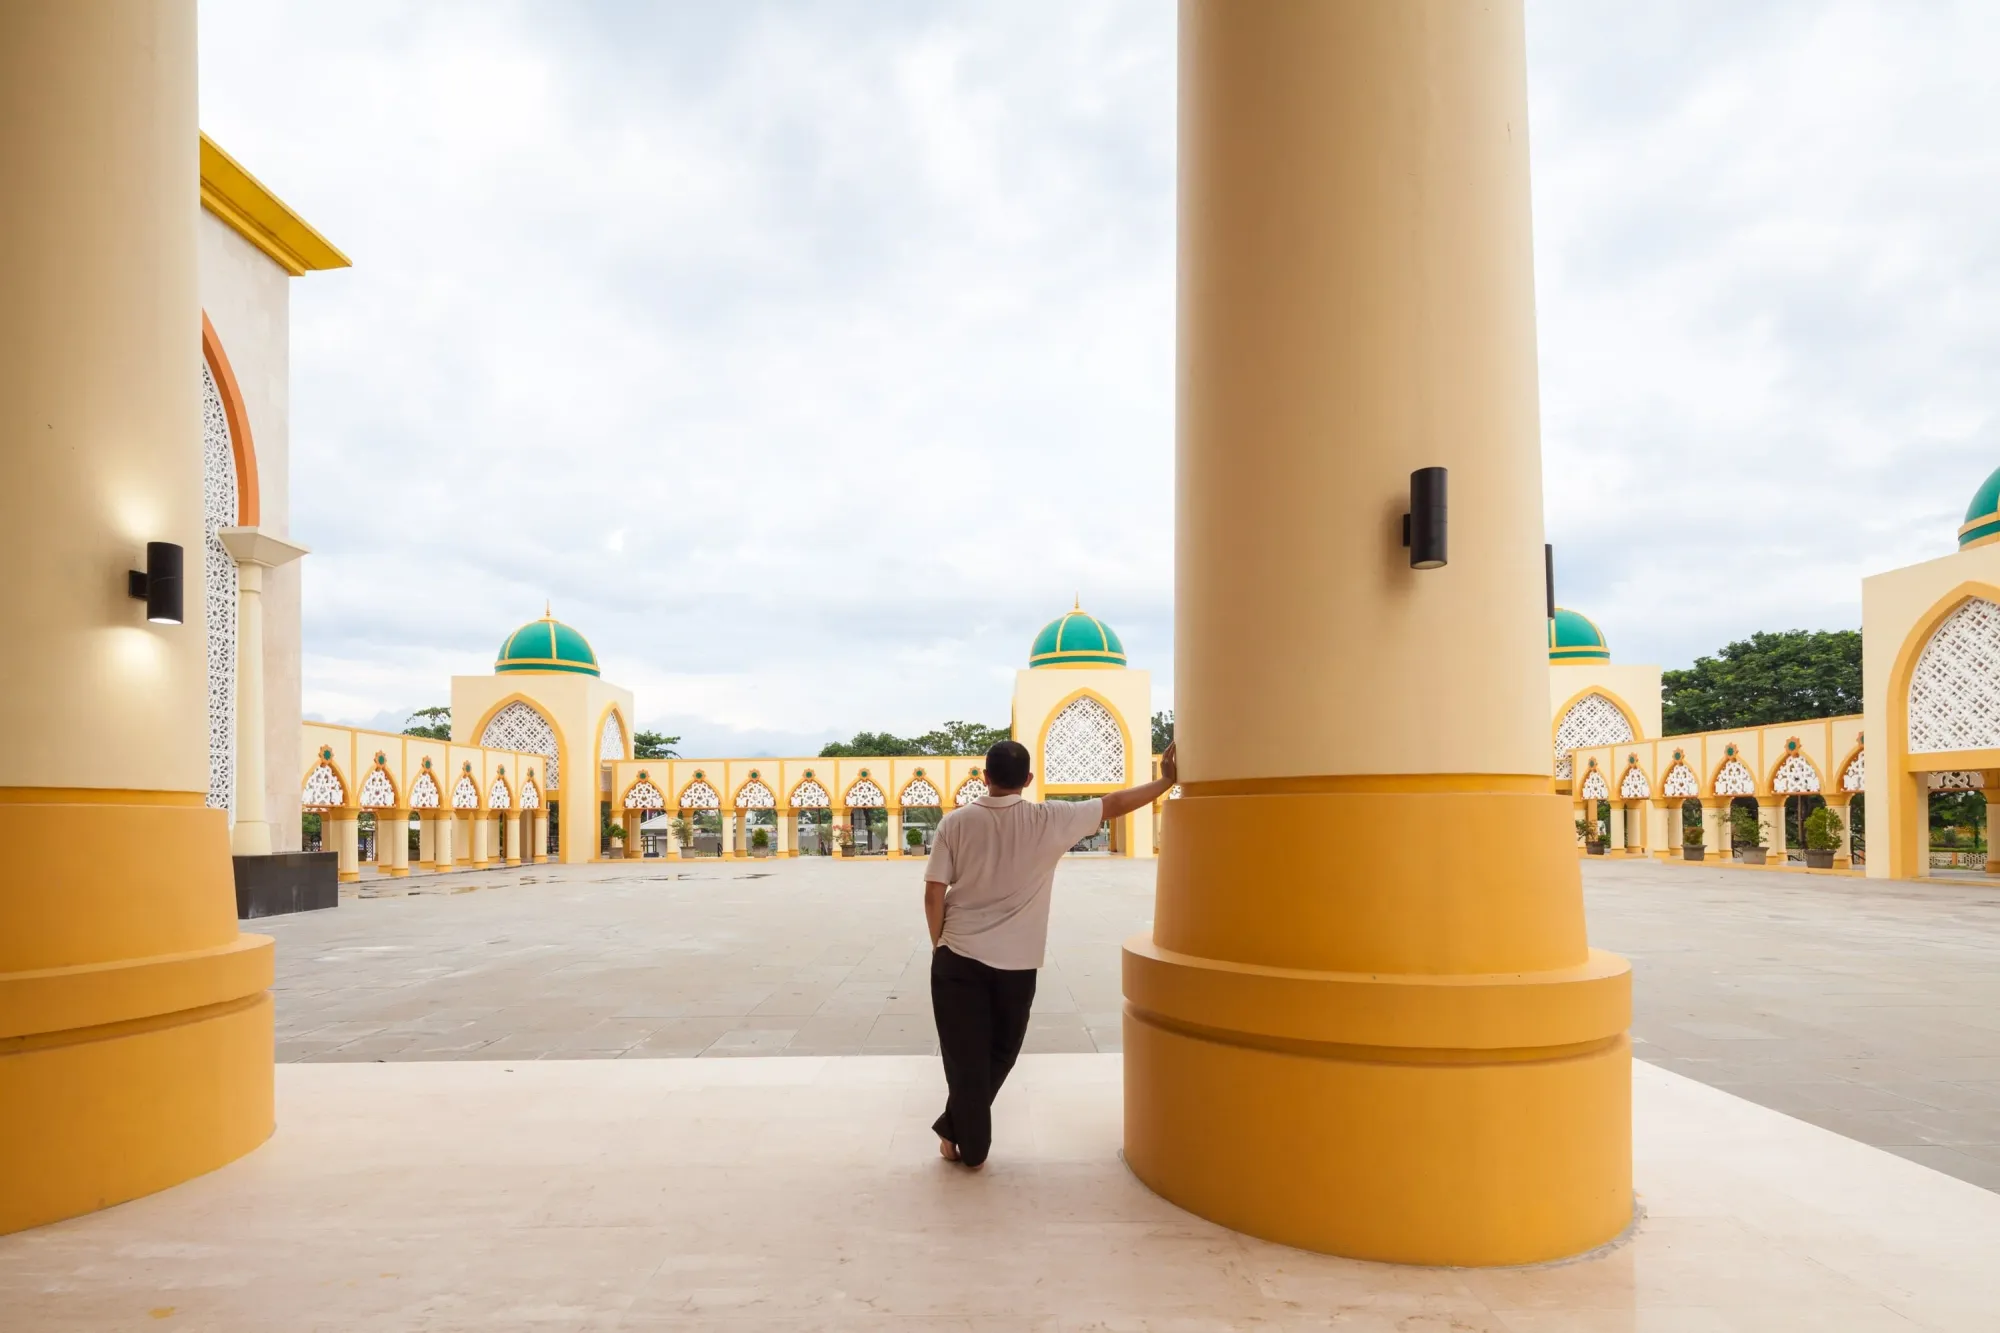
[923,794,1105,971]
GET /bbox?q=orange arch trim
[201,312,259,526]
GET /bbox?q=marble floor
[2,1054,1995,1331]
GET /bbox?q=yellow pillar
[498,808,517,866]
[0,396,279,1236]
[1651,799,1677,860]
[465,810,487,869]
[433,810,455,869]
[332,812,360,881]
[887,807,904,858]
[625,808,644,859]
[1826,794,1854,869]
[0,9,286,1225]
[532,809,548,862]
[383,809,410,877]
[1761,796,1786,866]
[1708,799,1732,858]
[776,807,793,857]
[1122,0,1630,1267]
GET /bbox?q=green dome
[496,607,600,676]
[1960,465,2000,549]
[1030,602,1126,668]
[1549,608,1609,664]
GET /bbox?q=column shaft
[1125,0,1628,1267]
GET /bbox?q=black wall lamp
[1401,467,1447,570]
[128,541,184,624]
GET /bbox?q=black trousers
[929,945,1037,1167]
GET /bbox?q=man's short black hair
[984,740,1031,789]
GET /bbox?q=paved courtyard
[261,854,2000,1191]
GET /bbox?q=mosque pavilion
[9,2,2000,1311]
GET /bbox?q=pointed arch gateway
[1041,693,1127,786]
[1551,692,1635,782]
[480,700,563,791]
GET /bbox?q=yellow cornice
[199,133,350,277]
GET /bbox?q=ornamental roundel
[1579,769,1610,800]
[1618,766,1650,799]
[521,778,541,810]
[955,777,989,806]
[1662,763,1700,797]
[452,775,481,808]
[625,780,667,811]
[408,770,441,809]
[487,778,511,809]
[736,779,776,809]
[359,768,398,808]
[200,359,238,821]
[791,779,830,809]
[1771,754,1821,794]
[679,779,721,810]
[846,778,886,809]
[600,711,626,762]
[1908,598,2000,753]
[301,762,344,809]
[1042,696,1126,785]
[1928,769,1984,791]
[1713,759,1756,796]
[901,778,941,808]
[481,701,561,791]
[1840,751,1866,793]
[1552,693,1634,781]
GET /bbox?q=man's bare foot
[938,1137,959,1162]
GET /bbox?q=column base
[0,796,275,1236]
[337,871,359,883]
[1122,938,1632,1266]
[386,867,410,878]
[505,857,522,868]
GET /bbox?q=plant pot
[1805,849,1835,869]
[1682,846,1705,862]
[1737,848,1766,865]
[1584,841,1605,856]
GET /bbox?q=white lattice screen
[1580,770,1609,800]
[452,776,480,808]
[1618,767,1650,799]
[956,779,988,806]
[482,702,561,791]
[1772,755,1820,794]
[1042,697,1125,785]
[302,764,344,808]
[792,780,830,809]
[600,712,626,761]
[1841,752,1866,792]
[846,780,885,808]
[625,781,666,810]
[902,779,940,807]
[1909,599,2000,752]
[1663,764,1699,797]
[487,780,510,809]
[201,361,238,819]
[680,780,720,809]
[1714,760,1755,796]
[359,770,397,808]
[1553,694,1633,781]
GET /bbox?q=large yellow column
[1123,0,1631,1267]
[0,0,274,1236]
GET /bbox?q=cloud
[203,0,1999,744]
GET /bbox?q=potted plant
[1682,824,1705,862]
[1803,805,1842,870]
[1576,816,1604,856]
[905,826,925,854]
[835,824,856,858]
[670,814,693,858]
[751,826,771,856]
[1730,807,1766,864]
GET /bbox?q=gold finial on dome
[544,599,553,619]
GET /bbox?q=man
[922,737,1178,1169]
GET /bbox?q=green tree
[634,730,680,759]
[1662,630,1862,734]
[1152,710,1174,754]
[403,705,451,741]
[818,721,1010,758]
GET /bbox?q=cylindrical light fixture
[127,541,184,624]
[1405,466,1447,569]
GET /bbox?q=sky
[197,0,2000,756]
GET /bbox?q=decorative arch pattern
[200,359,238,819]
[1580,769,1610,800]
[955,778,989,806]
[791,779,830,809]
[1909,598,2000,752]
[1772,755,1821,794]
[1663,763,1699,797]
[358,769,397,808]
[1928,770,1984,791]
[679,779,721,810]
[846,779,886,808]
[487,778,511,809]
[302,763,344,809]
[482,702,561,791]
[408,771,441,809]
[452,775,481,808]
[901,778,941,807]
[1618,766,1650,799]
[1714,760,1755,796]
[625,780,667,810]
[737,780,776,809]
[1043,696,1126,785]
[600,711,626,762]
[1841,751,1866,793]
[520,779,541,810]
[1553,694,1634,781]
